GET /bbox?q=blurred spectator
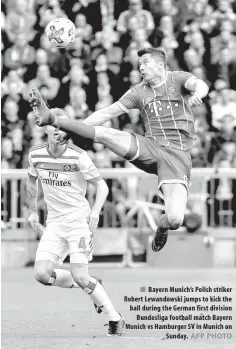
[75,13,93,42]
[2,70,26,99]
[126,28,152,57]
[183,48,202,71]
[129,70,141,86]
[1,137,16,169]
[66,35,91,72]
[1,99,24,137]
[117,0,155,35]
[210,87,236,130]
[211,25,236,65]
[5,0,36,43]
[57,65,89,108]
[211,48,236,90]
[211,0,236,30]
[160,37,180,71]
[39,0,67,27]
[69,0,102,34]
[213,141,236,168]
[159,16,177,44]
[4,34,36,70]
[39,35,66,78]
[191,66,208,82]
[190,137,209,168]
[35,48,48,66]
[91,25,123,74]
[208,114,236,164]
[70,88,90,120]
[64,105,76,120]
[149,0,181,29]
[9,126,24,167]
[93,143,113,168]
[24,64,60,101]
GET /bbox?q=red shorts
[131,135,192,191]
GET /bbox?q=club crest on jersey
[64,164,72,171]
[167,85,176,94]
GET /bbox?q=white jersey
[28,142,102,227]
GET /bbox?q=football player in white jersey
[27,109,125,336]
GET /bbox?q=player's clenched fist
[28,211,39,232]
[88,210,100,233]
[188,93,203,107]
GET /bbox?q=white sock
[48,269,79,288]
[83,277,121,321]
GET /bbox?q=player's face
[46,125,67,144]
[139,54,164,82]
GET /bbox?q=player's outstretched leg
[152,183,187,252]
[34,262,104,315]
[29,88,138,161]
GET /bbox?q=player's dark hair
[137,47,167,68]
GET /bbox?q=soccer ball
[45,18,75,48]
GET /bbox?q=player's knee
[72,274,90,289]
[167,214,184,230]
[34,267,52,285]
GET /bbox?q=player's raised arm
[84,102,124,126]
[185,76,209,107]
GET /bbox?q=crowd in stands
[2,0,236,171]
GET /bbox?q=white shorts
[35,221,93,264]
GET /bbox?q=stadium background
[1,0,236,347]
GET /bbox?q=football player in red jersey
[30,47,209,252]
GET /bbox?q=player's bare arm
[88,179,109,233]
[26,173,39,230]
[186,77,209,107]
[84,102,124,126]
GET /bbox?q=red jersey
[117,71,198,151]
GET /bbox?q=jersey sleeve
[28,153,38,177]
[117,86,141,112]
[173,71,198,90]
[78,152,102,183]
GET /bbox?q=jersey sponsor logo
[146,99,180,118]
[64,164,72,171]
[148,100,163,117]
[40,176,72,186]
